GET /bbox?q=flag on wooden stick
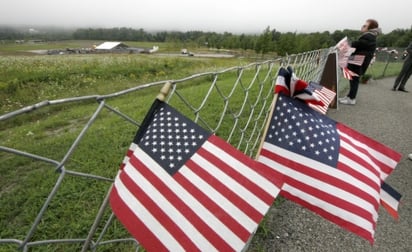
[110,98,283,252]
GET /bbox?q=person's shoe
[398,88,409,92]
[391,87,396,91]
[339,97,356,105]
[408,153,412,160]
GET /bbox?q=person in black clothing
[339,19,381,105]
[392,41,412,92]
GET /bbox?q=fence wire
[0,48,333,251]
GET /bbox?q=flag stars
[267,98,339,167]
[139,104,210,175]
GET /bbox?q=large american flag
[257,94,401,244]
[110,99,283,252]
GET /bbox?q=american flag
[380,182,402,220]
[274,67,325,107]
[110,99,283,252]
[257,94,401,244]
[342,67,358,80]
[335,37,361,80]
[348,54,366,66]
[306,81,336,114]
[335,36,355,69]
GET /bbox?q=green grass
[0,44,403,251]
[0,50,265,251]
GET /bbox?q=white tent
[95,42,128,50]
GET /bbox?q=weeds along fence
[0,47,333,251]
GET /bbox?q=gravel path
[247,77,412,251]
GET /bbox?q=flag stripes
[260,142,381,214]
[348,55,366,66]
[342,67,358,80]
[114,148,241,251]
[338,125,400,181]
[280,188,374,242]
[259,142,378,242]
[307,84,336,114]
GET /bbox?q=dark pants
[348,76,360,99]
[393,57,412,90]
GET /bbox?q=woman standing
[339,19,381,105]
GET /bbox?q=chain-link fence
[0,48,333,251]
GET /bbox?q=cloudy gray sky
[0,0,410,34]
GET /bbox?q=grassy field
[0,41,403,251]
[0,43,271,251]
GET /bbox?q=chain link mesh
[0,48,333,251]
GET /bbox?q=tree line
[1,26,411,56]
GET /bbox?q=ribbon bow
[274,66,324,106]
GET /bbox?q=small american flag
[257,94,401,244]
[306,81,336,114]
[110,99,283,251]
[274,67,325,107]
[380,182,402,220]
[342,67,359,80]
[335,37,362,80]
[348,54,366,66]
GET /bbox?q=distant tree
[277,32,297,56]
[2,25,411,56]
[255,26,273,55]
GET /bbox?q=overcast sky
[0,0,410,34]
